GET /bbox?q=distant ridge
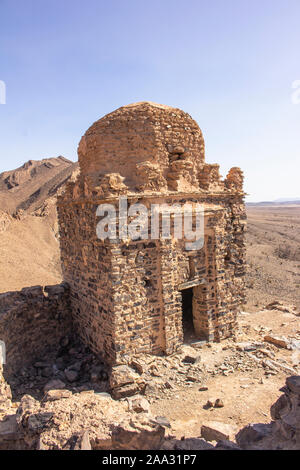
[273,197,300,202]
[247,198,300,206]
[0,156,80,293]
[0,156,78,215]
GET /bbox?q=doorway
[181,287,196,342]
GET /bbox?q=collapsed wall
[1,373,300,450]
[0,283,73,378]
[0,364,11,410]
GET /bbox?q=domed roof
[123,101,177,110]
[78,102,205,192]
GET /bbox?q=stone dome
[77,102,205,192]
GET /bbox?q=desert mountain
[0,156,78,215]
[0,157,79,293]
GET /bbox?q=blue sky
[0,0,299,201]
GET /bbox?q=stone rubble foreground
[1,362,300,450]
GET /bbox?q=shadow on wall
[0,283,73,380]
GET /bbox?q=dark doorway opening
[181,287,196,342]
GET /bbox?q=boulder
[127,396,151,413]
[173,438,214,450]
[111,382,141,400]
[236,342,262,352]
[286,375,300,394]
[43,389,72,402]
[201,421,237,442]
[110,365,139,389]
[0,414,18,443]
[44,379,66,393]
[214,398,224,408]
[215,439,240,450]
[27,412,54,433]
[64,369,78,383]
[111,417,165,450]
[73,431,92,450]
[130,359,145,375]
[181,346,201,364]
[235,423,272,449]
[110,365,143,399]
[150,416,171,428]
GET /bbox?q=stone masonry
[57,102,246,365]
[0,284,73,377]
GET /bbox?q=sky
[0,0,299,201]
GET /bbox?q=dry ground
[245,204,300,311]
[0,208,62,293]
[151,306,299,440]
[152,203,300,439]
[0,198,299,441]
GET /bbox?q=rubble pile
[236,376,300,450]
[110,337,299,400]
[1,355,300,450]
[0,386,165,450]
[0,365,13,416]
[110,346,208,400]
[8,336,109,401]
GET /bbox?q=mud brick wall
[0,283,73,376]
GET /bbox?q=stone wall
[0,283,73,377]
[111,194,246,356]
[0,364,11,410]
[58,192,246,362]
[57,101,246,365]
[58,201,117,363]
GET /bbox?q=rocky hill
[0,157,78,293]
[0,156,78,216]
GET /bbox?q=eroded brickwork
[57,102,246,364]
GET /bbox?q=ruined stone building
[57,102,246,365]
